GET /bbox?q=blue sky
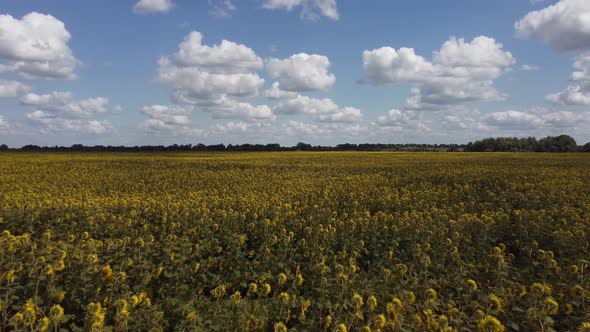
[0,0,589,147]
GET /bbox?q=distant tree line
[465,135,590,152]
[0,142,464,152]
[1,136,589,152]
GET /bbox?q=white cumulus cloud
[481,109,589,130]
[515,0,590,51]
[20,91,119,134]
[263,82,299,100]
[0,12,78,79]
[262,0,339,20]
[141,104,192,133]
[158,31,272,121]
[274,94,362,123]
[363,36,514,110]
[0,80,31,98]
[266,53,336,92]
[134,0,174,14]
[546,52,590,105]
[375,109,430,132]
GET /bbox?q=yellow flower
[232,291,242,305]
[248,282,258,294]
[49,304,64,322]
[367,295,377,311]
[101,265,113,283]
[44,264,54,276]
[263,283,272,296]
[118,299,129,316]
[323,315,333,332]
[39,317,50,331]
[212,285,227,299]
[154,266,164,278]
[565,303,573,315]
[24,299,37,323]
[296,274,304,287]
[375,314,386,329]
[425,288,438,303]
[301,299,312,312]
[6,269,17,284]
[55,260,65,271]
[336,323,348,332]
[402,290,416,305]
[578,322,590,332]
[11,312,24,326]
[412,313,423,327]
[531,282,551,296]
[386,298,403,322]
[489,294,503,314]
[467,279,478,292]
[571,285,584,299]
[477,315,505,332]
[186,311,197,321]
[279,292,290,304]
[278,273,288,285]
[274,322,288,332]
[544,297,559,315]
[352,293,364,309]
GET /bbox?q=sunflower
[477,315,505,332]
[274,322,288,332]
[49,304,64,322]
[578,322,590,332]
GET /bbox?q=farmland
[0,152,589,331]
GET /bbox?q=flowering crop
[0,152,589,331]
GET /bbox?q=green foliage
[466,135,580,152]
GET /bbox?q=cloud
[546,52,590,105]
[515,0,590,52]
[21,92,119,117]
[20,91,119,134]
[209,0,236,17]
[263,82,298,100]
[363,36,514,110]
[266,53,336,92]
[158,31,271,121]
[520,64,540,71]
[141,104,192,133]
[517,2,590,106]
[440,108,483,131]
[481,109,589,130]
[26,112,113,135]
[209,99,275,120]
[0,115,9,129]
[375,109,430,132]
[546,85,590,105]
[262,0,339,21]
[282,120,363,139]
[482,110,544,129]
[0,80,31,98]
[133,0,173,14]
[173,32,262,73]
[274,94,362,123]
[0,12,78,79]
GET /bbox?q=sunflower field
[0,152,589,331]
